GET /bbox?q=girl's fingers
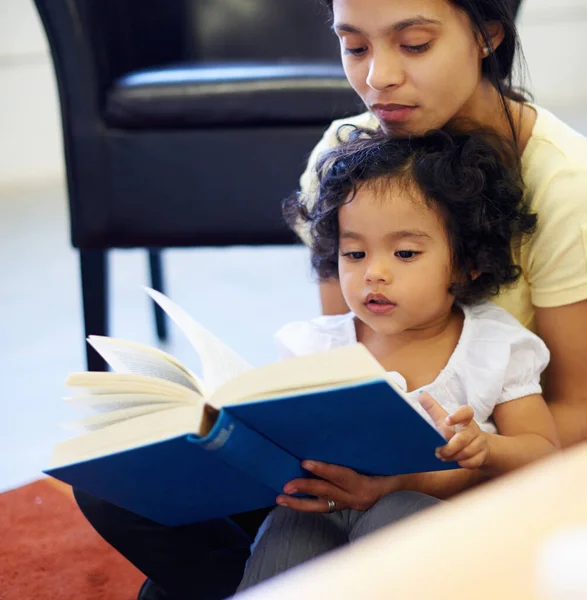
[458,451,489,469]
[449,436,487,463]
[436,429,476,460]
[446,406,475,427]
[418,393,455,440]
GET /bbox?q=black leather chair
[34,0,362,371]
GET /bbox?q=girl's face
[337,179,458,337]
[332,0,486,134]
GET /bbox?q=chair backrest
[34,0,340,116]
[186,0,338,62]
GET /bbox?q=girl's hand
[418,393,489,469]
[277,461,403,513]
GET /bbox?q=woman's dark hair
[321,0,529,144]
[284,126,536,305]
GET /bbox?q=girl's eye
[395,250,420,260]
[402,42,431,54]
[342,251,366,260]
[343,47,367,57]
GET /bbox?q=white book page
[209,344,386,409]
[145,288,252,393]
[66,372,200,402]
[50,406,201,468]
[64,394,183,415]
[88,336,204,394]
[62,403,175,432]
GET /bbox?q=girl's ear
[479,22,505,58]
[451,266,480,285]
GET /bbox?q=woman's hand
[418,393,489,469]
[277,461,404,513]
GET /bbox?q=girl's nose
[365,259,392,284]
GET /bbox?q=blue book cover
[46,379,454,526]
[45,290,456,526]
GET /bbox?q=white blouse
[274,302,550,434]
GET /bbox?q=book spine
[188,411,306,494]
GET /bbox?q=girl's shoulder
[274,312,357,358]
[459,301,548,355]
[422,302,550,431]
[449,300,549,397]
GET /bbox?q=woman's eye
[343,47,367,57]
[402,42,431,54]
[395,250,419,260]
[342,251,366,260]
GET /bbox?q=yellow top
[298,106,587,332]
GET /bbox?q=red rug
[0,479,144,600]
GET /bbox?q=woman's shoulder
[304,111,378,171]
[297,110,378,241]
[523,105,587,196]
[274,312,357,358]
[319,110,379,147]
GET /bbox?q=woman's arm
[535,300,587,448]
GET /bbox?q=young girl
[236,127,560,591]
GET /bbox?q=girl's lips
[365,295,397,315]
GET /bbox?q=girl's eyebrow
[340,230,432,241]
[340,231,363,240]
[388,230,432,241]
[333,16,442,35]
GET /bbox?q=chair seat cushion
[105,61,362,128]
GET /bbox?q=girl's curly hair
[284,126,536,305]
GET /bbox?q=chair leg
[80,249,108,371]
[148,249,168,342]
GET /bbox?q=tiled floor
[1,106,586,494]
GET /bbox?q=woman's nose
[366,49,404,91]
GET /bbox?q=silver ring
[327,499,336,513]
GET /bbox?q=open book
[45,289,455,526]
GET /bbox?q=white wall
[0,0,64,191]
[517,0,587,106]
[0,0,586,192]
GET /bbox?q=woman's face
[332,0,485,134]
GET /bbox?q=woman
[301,0,587,452]
[76,1,587,599]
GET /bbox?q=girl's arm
[277,388,561,512]
[480,393,561,475]
[535,300,587,448]
[397,393,560,499]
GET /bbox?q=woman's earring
[483,45,492,57]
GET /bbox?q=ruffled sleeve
[449,302,551,427]
[498,325,550,403]
[274,313,357,360]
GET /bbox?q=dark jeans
[74,488,271,600]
